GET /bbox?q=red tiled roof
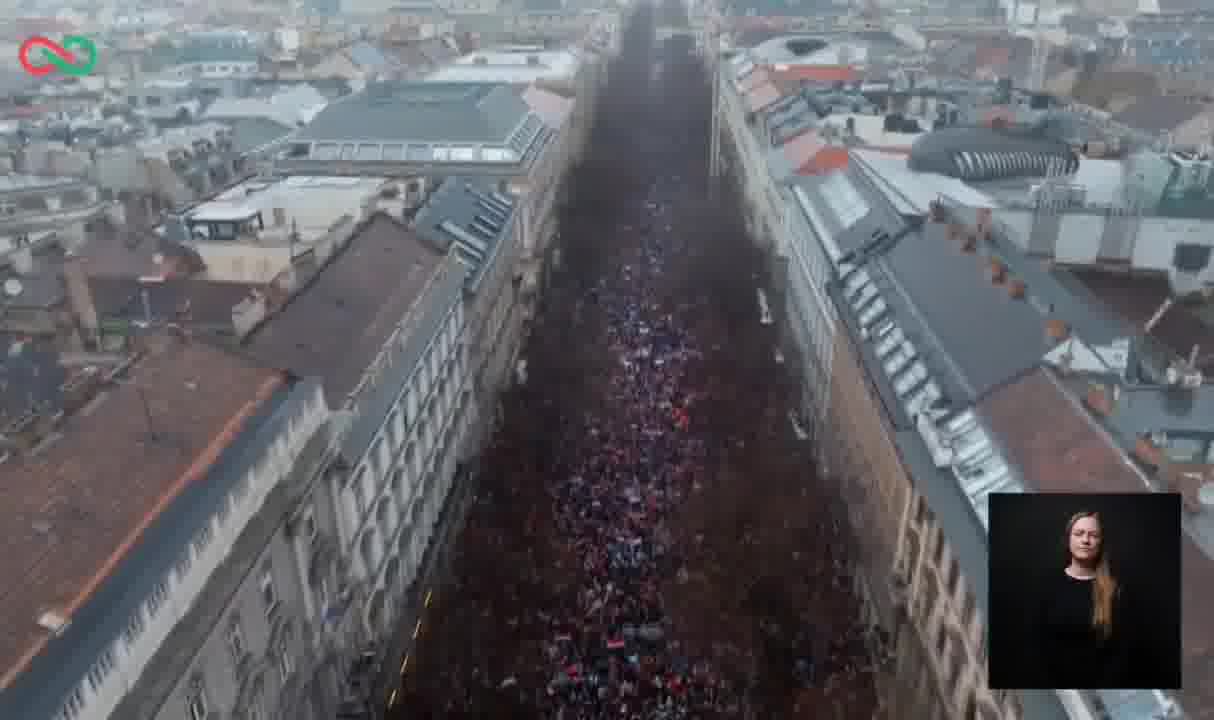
[0,337,283,689]
[981,369,1214,718]
[770,65,859,84]
[799,146,849,175]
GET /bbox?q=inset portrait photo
[987,492,1182,690]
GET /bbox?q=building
[239,211,476,715]
[274,77,593,348]
[710,35,1212,720]
[425,47,584,85]
[0,175,108,266]
[0,333,329,720]
[164,174,392,284]
[414,177,521,442]
[203,85,330,157]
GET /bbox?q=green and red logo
[18,35,98,77]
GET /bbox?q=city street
[382,4,880,718]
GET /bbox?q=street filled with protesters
[389,4,881,718]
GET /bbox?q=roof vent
[37,610,70,635]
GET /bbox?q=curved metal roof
[908,126,1079,182]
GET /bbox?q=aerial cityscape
[0,0,1211,718]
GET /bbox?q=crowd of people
[394,7,880,719]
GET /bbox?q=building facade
[0,336,329,720]
[708,32,1203,720]
[240,212,476,717]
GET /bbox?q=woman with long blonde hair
[1033,510,1132,688]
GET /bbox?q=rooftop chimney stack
[62,253,99,348]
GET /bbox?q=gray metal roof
[0,379,307,720]
[413,178,516,292]
[293,82,535,151]
[803,157,1081,720]
[908,126,1080,181]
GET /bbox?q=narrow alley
[384,3,881,718]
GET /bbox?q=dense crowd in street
[391,6,880,719]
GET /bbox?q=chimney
[1134,436,1163,467]
[1085,382,1113,416]
[961,232,977,253]
[1008,278,1026,299]
[1045,318,1070,342]
[989,257,1007,284]
[231,292,268,339]
[929,200,947,223]
[11,246,33,275]
[62,253,99,348]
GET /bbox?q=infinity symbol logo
[18,36,99,78]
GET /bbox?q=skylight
[819,171,869,229]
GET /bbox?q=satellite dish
[3,278,22,297]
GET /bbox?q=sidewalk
[370,462,479,718]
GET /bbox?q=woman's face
[1069,515,1102,564]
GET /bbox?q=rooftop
[0,336,282,699]
[426,48,582,84]
[283,82,548,168]
[241,213,444,407]
[0,175,88,194]
[413,178,516,291]
[797,153,1214,718]
[180,175,388,248]
[88,276,262,333]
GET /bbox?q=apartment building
[413,178,521,442]
[0,333,329,720]
[712,34,1213,720]
[240,210,476,715]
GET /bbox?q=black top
[1034,571,1132,689]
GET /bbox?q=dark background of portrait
[987,492,1182,690]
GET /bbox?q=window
[388,411,401,448]
[352,468,368,512]
[86,648,115,692]
[371,438,385,474]
[947,558,960,597]
[123,609,145,647]
[146,579,169,617]
[933,526,945,566]
[194,522,214,554]
[59,686,85,720]
[303,507,317,539]
[391,469,404,501]
[187,686,208,720]
[260,564,278,616]
[247,693,264,720]
[176,548,194,580]
[217,494,231,525]
[278,637,293,679]
[227,618,245,660]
